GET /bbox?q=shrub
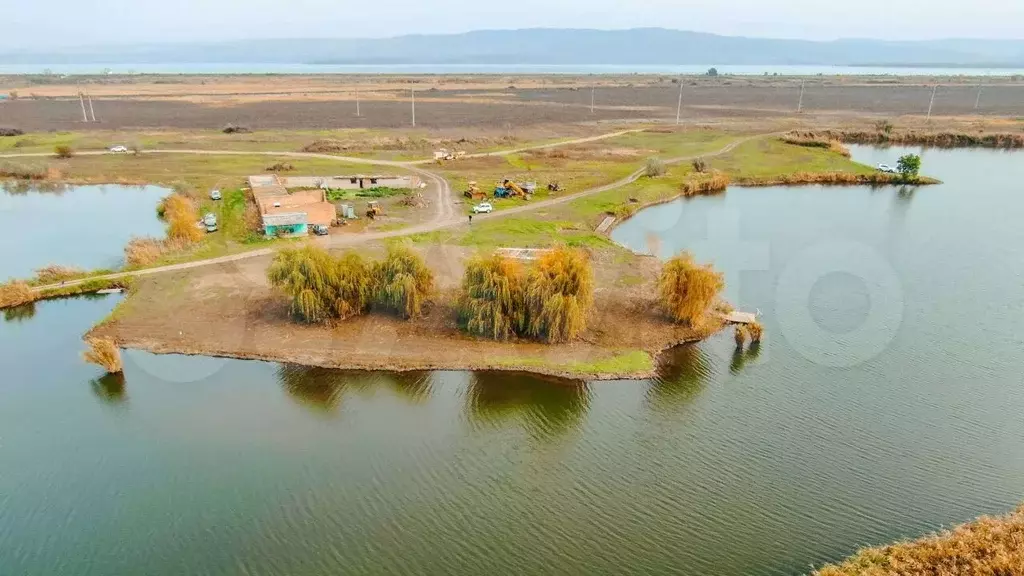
[302,139,347,153]
[644,157,667,178]
[0,126,24,137]
[0,280,34,309]
[691,157,708,173]
[54,144,74,159]
[83,338,123,373]
[34,265,85,284]
[734,326,748,348]
[747,320,764,343]
[222,123,251,134]
[898,153,922,179]
[0,161,48,180]
[875,119,895,135]
[458,253,525,340]
[706,67,719,77]
[267,245,344,324]
[162,194,203,244]
[658,252,725,327]
[372,244,434,319]
[265,162,294,172]
[523,246,594,343]
[128,141,142,155]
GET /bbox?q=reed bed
[83,338,123,374]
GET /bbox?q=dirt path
[14,131,764,292]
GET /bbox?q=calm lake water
[3,147,1024,575]
[0,184,168,279]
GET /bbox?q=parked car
[877,163,897,173]
[210,189,222,201]
[108,145,129,153]
[472,202,493,214]
[311,224,329,236]
[203,213,218,232]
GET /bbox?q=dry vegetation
[747,320,764,343]
[734,325,748,347]
[644,157,667,177]
[813,504,1024,576]
[53,144,74,159]
[0,161,61,181]
[658,252,725,328]
[681,171,731,197]
[33,265,85,285]
[0,280,34,309]
[123,193,203,267]
[82,338,123,373]
[267,244,434,324]
[808,129,1024,149]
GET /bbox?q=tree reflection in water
[646,344,715,409]
[90,372,127,406]
[276,364,432,413]
[3,302,36,323]
[466,372,591,440]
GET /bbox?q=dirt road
[11,131,762,292]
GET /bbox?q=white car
[109,145,129,153]
[210,189,222,201]
[877,163,897,173]
[472,202,493,214]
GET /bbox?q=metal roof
[262,212,308,226]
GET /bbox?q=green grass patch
[496,350,654,377]
[599,130,742,158]
[711,138,875,181]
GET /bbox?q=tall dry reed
[83,338,123,373]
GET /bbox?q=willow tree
[524,246,594,343]
[658,252,724,327]
[330,252,373,320]
[372,244,434,319]
[267,245,341,323]
[458,253,525,340]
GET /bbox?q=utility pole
[675,78,684,125]
[974,83,983,110]
[411,88,416,127]
[926,85,938,120]
[590,86,595,114]
[797,80,805,113]
[87,91,96,122]
[77,89,89,123]
[355,85,361,117]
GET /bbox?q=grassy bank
[813,504,1024,575]
[1,276,134,310]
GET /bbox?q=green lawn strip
[494,350,654,377]
[597,130,742,158]
[711,138,876,180]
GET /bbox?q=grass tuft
[83,338,123,373]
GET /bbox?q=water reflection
[1,180,70,196]
[276,364,432,412]
[647,344,713,408]
[730,342,762,375]
[3,302,36,323]
[466,372,591,439]
[90,372,127,405]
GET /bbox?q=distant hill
[2,28,1023,67]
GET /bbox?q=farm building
[262,213,308,238]
[249,175,336,236]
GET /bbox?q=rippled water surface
[0,184,167,278]
[2,147,1024,575]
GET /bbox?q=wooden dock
[595,216,616,234]
[722,311,758,324]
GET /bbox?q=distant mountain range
[2,28,1023,67]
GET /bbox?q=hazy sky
[5,0,1024,49]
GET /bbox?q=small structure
[282,175,420,190]
[263,212,308,238]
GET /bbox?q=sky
[4,0,1024,50]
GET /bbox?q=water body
[2,63,1022,76]
[0,184,168,279]
[3,148,1024,575]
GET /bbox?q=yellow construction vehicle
[366,201,383,219]
[463,181,487,200]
